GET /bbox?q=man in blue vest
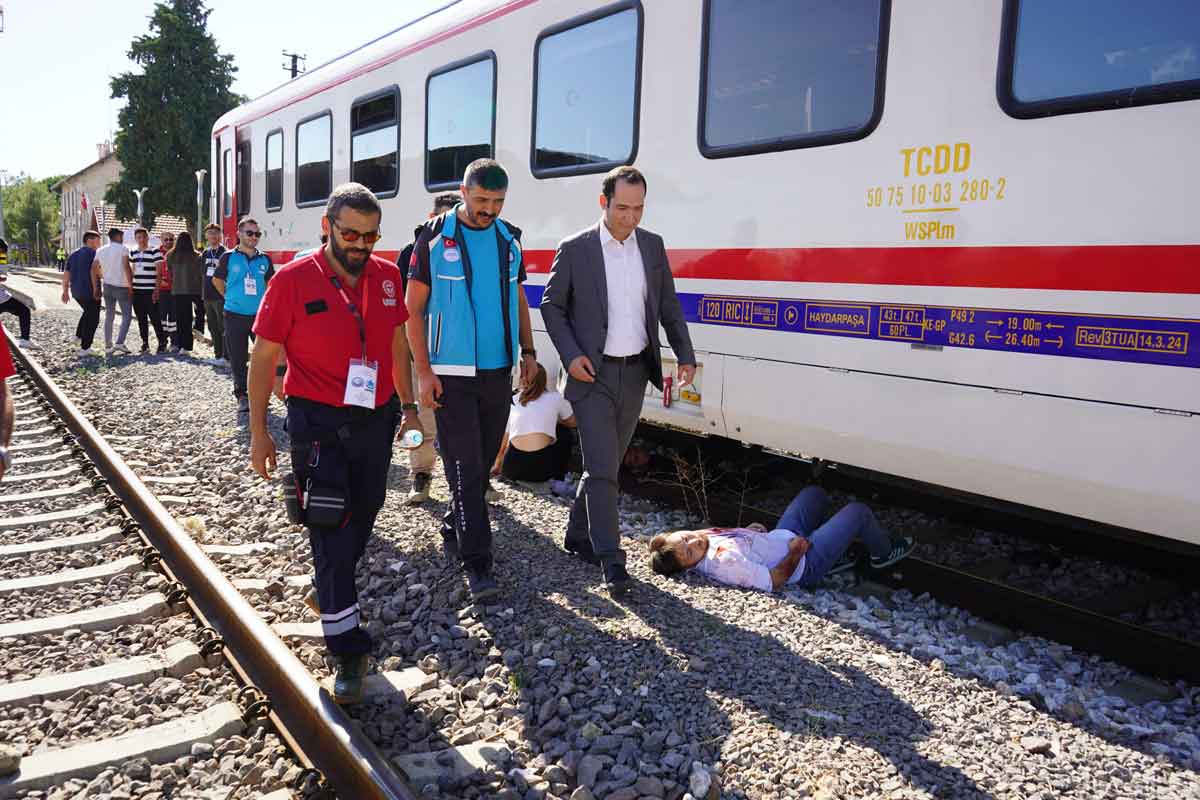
[407,159,537,600]
[212,217,274,413]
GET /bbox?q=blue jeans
[775,487,892,587]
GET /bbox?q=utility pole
[133,187,148,225]
[282,51,306,79]
[194,169,206,241]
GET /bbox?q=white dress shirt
[599,219,648,357]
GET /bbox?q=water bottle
[401,429,424,449]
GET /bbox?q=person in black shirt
[201,224,226,363]
[396,192,458,505]
[61,231,103,353]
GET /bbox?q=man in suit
[541,166,696,597]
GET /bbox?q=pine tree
[106,0,241,229]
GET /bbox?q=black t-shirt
[202,245,226,300]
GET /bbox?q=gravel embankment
[6,309,1200,800]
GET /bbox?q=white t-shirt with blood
[694,528,807,592]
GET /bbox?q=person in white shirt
[540,166,696,597]
[491,363,576,488]
[93,228,133,354]
[648,487,914,592]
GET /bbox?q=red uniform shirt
[0,337,14,381]
[253,250,408,408]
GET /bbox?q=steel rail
[4,330,417,800]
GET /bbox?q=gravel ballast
[3,310,1198,799]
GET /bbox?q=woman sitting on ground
[648,486,914,591]
[492,363,576,487]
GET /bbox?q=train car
[210,0,1200,544]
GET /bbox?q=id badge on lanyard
[243,270,258,296]
[344,358,379,408]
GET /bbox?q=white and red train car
[210,0,1200,544]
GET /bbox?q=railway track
[0,330,418,799]
[627,426,1200,687]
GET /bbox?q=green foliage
[1,174,59,253]
[106,0,242,228]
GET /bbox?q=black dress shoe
[603,563,633,597]
[563,540,600,565]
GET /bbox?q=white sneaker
[77,348,92,357]
[15,338,32,348]
[180,349,193,357]
[113,343,130,355]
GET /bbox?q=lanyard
[316,260,368,359]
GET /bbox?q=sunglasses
[331,220,382,244]
[241,230,262,238]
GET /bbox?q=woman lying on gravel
[648,486,914,591]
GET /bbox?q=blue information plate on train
[687,294,1198,368]
[521,286,1198,369]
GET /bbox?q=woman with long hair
[491,363,576,487]
[166,231,205,354]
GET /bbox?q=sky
[0,0,454,180]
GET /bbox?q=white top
[96,242,130,287]
[599,219,648,357]
[507,391,573,440]
[694,528,806,593]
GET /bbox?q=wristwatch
[0,447,11,471]
[401,402,420,413]
[521,348,537,358]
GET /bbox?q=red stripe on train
[519,244,1200,294]
[266,244,1199,294]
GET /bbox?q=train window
[351,87,400,197]
[998,0,1200,118]
[532,4,642,178]
[265,130,283,212]
[236,141,251,216]
[699,0,890,158]
[296,112,332,206]
[221,148,232,217]
[426,53,496,190]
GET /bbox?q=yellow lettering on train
[901,142,972,177]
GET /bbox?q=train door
[214,126,237,247]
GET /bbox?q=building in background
[53,142,187,251]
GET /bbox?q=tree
[1,175,59,260]
[106,0,241,228]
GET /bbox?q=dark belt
[602,353,643,365]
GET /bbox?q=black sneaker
[828,543,866,576]
[603,563,633,598]
[466,565,499,601]
[156,342,167,354]
[332,653,369,705]
[563,540,600,565]
[237,395,249,413]
[870,535,916,570]
[139,344,149,355]
[407,472,432,505]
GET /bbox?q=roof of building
[50,151,119,191]
[93,205,190,239]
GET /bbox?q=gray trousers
[102,283,132,347]
[565,358,648,567]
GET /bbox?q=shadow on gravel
[456,504,998,800]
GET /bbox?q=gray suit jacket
[540,222,696,402]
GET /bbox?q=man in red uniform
[248,182,421,703]
[0,334,14,480]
